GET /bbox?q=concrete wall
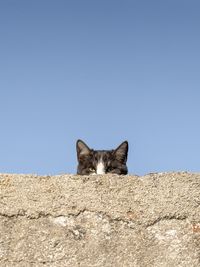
[0,172,200,266]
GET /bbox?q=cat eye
[107,167,113,172]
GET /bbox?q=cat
[76,139,128,175]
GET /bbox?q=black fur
[76,140,128,175]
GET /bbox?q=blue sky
[0,0,200,175]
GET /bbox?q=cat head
[76,140,128,175]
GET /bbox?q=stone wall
[0,172,200,266]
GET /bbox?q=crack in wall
[0,208,190,230]
[145,215,188,228]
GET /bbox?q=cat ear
[76,139,91,157]
[114,141,128,163]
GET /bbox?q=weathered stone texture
[0,172,200,266]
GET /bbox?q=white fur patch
[96,160,105,174]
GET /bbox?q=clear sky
[0,0,200,176]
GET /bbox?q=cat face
[76,140,128,175]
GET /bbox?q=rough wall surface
[0,172,200,267]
